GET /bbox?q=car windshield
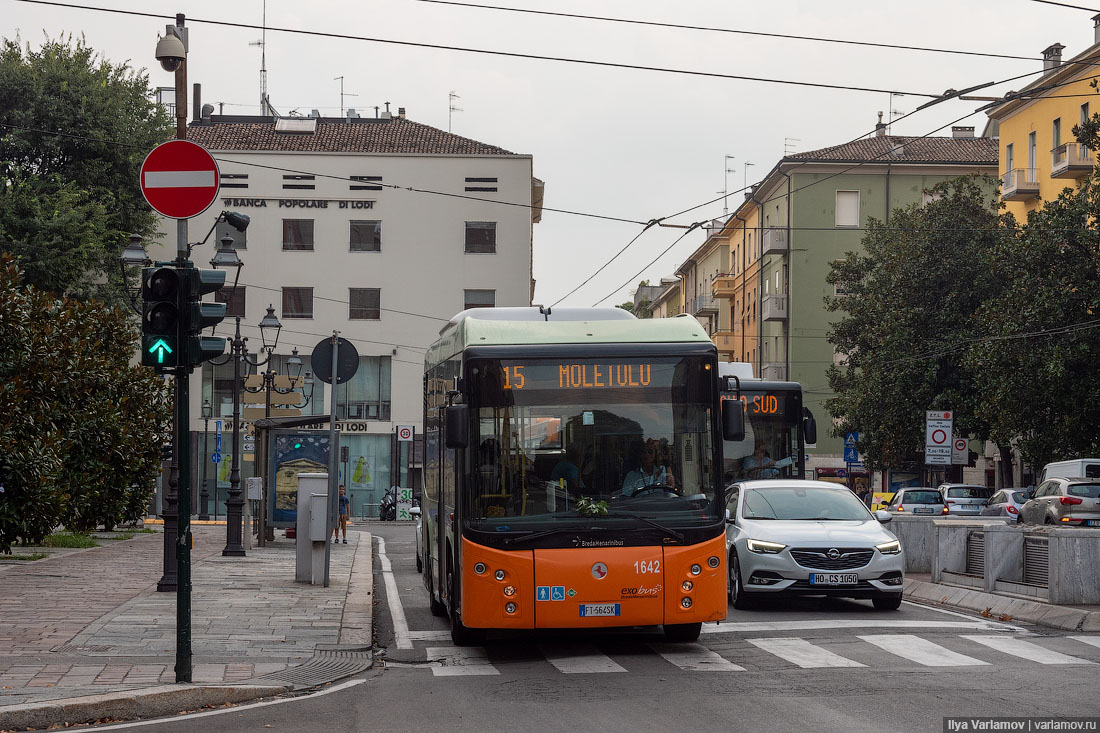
[947,487,992,499]
[742,487,872,521]
[1067,483,1100,498]
[902,491,943,504]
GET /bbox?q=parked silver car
[409,505,423,572]
[725,480,905,611]
[1019,478,1100,526]
[938,484,992,515]
[979,488,1030,522]
[883,488,947,516]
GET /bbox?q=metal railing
[1001,168,1039,198]
[1050,143,1093,177]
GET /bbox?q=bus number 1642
[634,559,660,574]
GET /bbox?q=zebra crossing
[414,633,1100,676]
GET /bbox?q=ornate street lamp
[199,399,212,521]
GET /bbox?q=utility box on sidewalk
[296,472,329,584]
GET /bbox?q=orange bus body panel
[460,534,728,630]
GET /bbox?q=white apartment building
[148,109,542,517]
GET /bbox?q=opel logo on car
[827,548,841,559]
[591,562,608,579]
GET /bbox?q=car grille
[790,547,874,570]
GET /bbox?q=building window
[1053,117,1062,149]
[835,191,860,227]
[215,285,245,318]
[1028,131,1037,170]
[216,219,246,249]
[282,174,315,190]
[465,177,498,192]
[464,289,495,309]
[350,175,383,191]
[336,356,391,421]
[349,288,381,320]
[350,220,382,252]
[282,287,313,318]
[282,220,314,251]
[220,173,248,190]
[1082,102,1090,126]
[1006,143,1014,172]
[464,221,496,253]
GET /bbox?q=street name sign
[140,140,220,219]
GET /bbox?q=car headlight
[876,540,902,555]
[746,539,787,554]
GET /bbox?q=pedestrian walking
[334,485,350,544]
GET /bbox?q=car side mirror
[725,508,732,522]
[875,509,892,523]
[409,506,421,517]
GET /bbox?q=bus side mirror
[445,404,469,449]
[803,415,817,445]
[722,399,745,442]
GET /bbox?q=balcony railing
[712,275,737,298]
[690,293,718,315]
[761,362,787,381]
[1001,168,1040,201]
[762,294,788,322]
[762,227,788,256]
[1050,143,1093,179]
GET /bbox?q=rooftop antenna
[335,76,358,118]
[719,155,735,216]
[249,0,270,115]
[743,161,755,194]
[449,90,463,132]
[888,92,907,134]
[784,138,800,156]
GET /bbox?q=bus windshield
[722,388,805,481]
[464,355,720,531]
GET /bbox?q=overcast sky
[6,0,1097,308]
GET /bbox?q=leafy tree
[0,256,170,551]
[824,177,1006,471]
[967,126,1100,470]
[0,34,171,301]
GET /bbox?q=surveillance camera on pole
[156,27,187,72]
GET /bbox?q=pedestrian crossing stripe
[414,634,1100,676]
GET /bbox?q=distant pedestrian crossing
[413,633,1100,677]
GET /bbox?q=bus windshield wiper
[502,526,579,546]
[606,512,685,543]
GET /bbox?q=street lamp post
[213,306,282,556]
[199,399,212,521]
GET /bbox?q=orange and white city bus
[420,307,742,645]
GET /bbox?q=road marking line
[426,646,500,676]
[962,635,1096,665]
[859,634,989,666]
[540,644,627,673]
[1069,635,1100,650]
[85,679,366,729]
[649,643,744,671]
[747,637,866,668]
[143,170,216,188]
[377,537,412,650]
[408,630,452,642]
[702,619,1016,634]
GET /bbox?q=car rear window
[1010,491,1028,503]
[1067,484,1100,498]
[947,487,992,499]
[903,491,943,504]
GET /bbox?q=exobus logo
[591,562,608,580]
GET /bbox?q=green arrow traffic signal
[147,338,173,364]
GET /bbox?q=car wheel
[873,595,902,611]
[428,571,447,617]
[662,622,702,642]
[728,550,754,610]
[1045,515,1056,525]
[416,550,423,574]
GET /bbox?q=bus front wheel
[663,622,702,643]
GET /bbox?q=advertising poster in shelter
[270,431,332,526]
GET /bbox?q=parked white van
[1038,458,1100,482]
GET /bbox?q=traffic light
[141,266,182,370]
[183,268,228,366]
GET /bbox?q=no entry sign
[140,140,220,219]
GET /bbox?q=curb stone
[904,578,1100,631]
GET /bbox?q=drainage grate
[250,648,373,689]
[1023,535,1049,586]
[965,531,985,576]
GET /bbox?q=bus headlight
[503,585,516,596]
[681,597,693,609]
[682,580,693,591]
[473,563,487,575]
[690,563,702,575]
[494,569,506,581]
[707,556,720,569]
[505,602,517,614]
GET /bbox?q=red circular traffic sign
[931,429,948,444]
[139,140,220,219]
[398,426,412,441]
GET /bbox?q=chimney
[1043,43,1065,72]
[380,101,392,120]
[951,126,975,138]
[201,103,214,122]
[1094,13,1100,45]
[875,111,887,137]
[193,83,201,122]
[398,106,406,119]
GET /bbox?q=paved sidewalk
[0,525,374,729]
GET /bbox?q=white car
[725,480,905,611]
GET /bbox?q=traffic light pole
[174,223,193,683]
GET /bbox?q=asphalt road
[97,523,1100,733]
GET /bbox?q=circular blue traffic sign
[211,451,222,464]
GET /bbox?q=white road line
[377,537,413,650]
[747,637,866,668]
[859,634,990,666]
[408,630,452,642]
[1070,635,1100,650]
[702,619,1017,634]
[86,679,366,729]
[540,644,628,673]
[649,643,745,671]
[962,635,1096,665]
[143,170,216,188]
[426,646,500,676]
